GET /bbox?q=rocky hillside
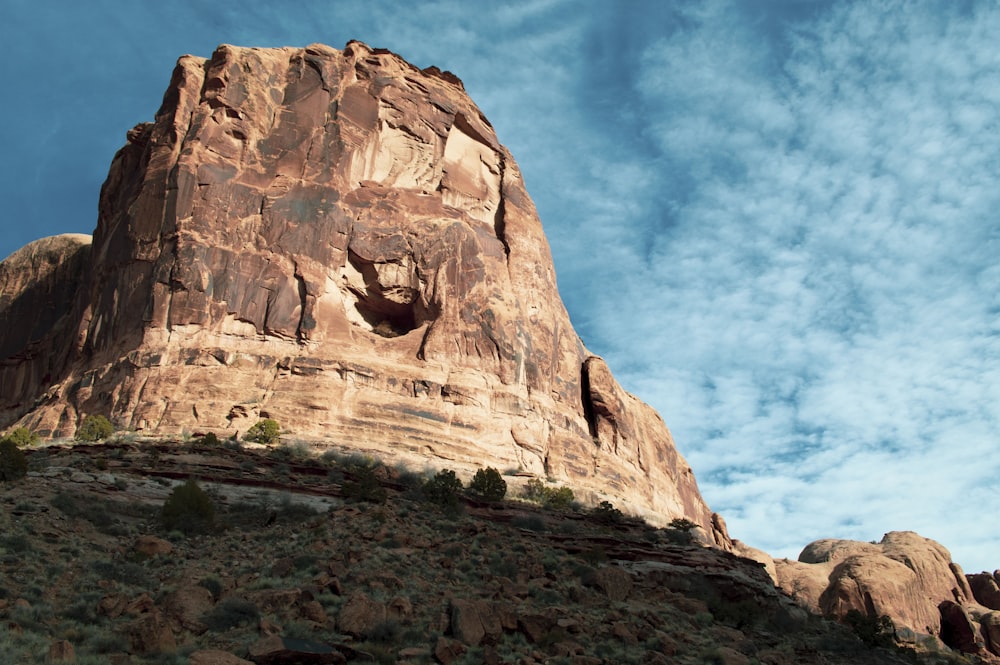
[0,439,975,665]
[0,41,722,539]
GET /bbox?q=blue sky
[2,0,998,573]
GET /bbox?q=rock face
[0,42,725,539]
[0,234,92,419]
[775,531,1000,658]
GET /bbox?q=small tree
[342,465,388,504]
[545,486,575,510]
[2,427,39,448]
[243,419,281,445]
[591,500,623,524]
[197,432,221,446]
[423,469,463,508]
[0,440,27,482]
[521,479,575,509]
[161,479,216,535]
[844,609,896,647]
[668,517,699,532]
[468,467,507,502]
[521,478,548,503]
[666,517,700,545]
[76,415,114,442]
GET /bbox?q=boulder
[189,650,255,665]
[386,596,413,621]
[584,565,633,602]
[433,636,467,665]
[776,531,979,639]
[45,640,76,664]
[124,609,176,655]
[517,613,556,644]
[247,635,346,665]
[938,600,984,654]
[97,593,129,619]
[134,535,173,557]
[0,41,726,540]
[336,591,385,637]
[969,572,1000,610]
[981,611,1000,657]
[163,585,215,633]
[299,599,327,624]
[449,598,502,646]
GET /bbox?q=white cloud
[563,0,1000,572]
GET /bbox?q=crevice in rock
[580,359,598,441]
[494,157,510,260]
[294,269,314,343]
[416,324,433,361]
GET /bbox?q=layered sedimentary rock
[775,531,999,658]
[0,42,727,541]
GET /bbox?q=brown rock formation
[983,611,1000,656]
[775,531,1000,658]
[0,234,91,422]
[0,42,725,539]
[969,572,1000,610]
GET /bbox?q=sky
[2,0,998,573]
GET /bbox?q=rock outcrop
[0,42,725,539]
[0,233,92,419]
[775,531,1000,659]
[970,572,1000,610]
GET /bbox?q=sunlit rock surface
[0,42,728,543]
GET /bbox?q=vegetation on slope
[0,437,976,665]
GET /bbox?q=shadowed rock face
[0,234,92,423]
[0,42,728,542]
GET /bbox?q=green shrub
[51,491,115,529]
[844,609,896,647]
[161,479,216,535]
[0,440,27,481]
[341,465,387,504]
[423,469,463,508]
[668,517,699,532]
[591,500,623,524]
[243,418,281,445]
[545,486,575,509]
[91,560,152,587]
[521,478,575,509]
[521,478,547,503]
[202,597,260,631]
[75,415,114,442]
[198,576,224,600]
[666,517,700,545]
[197,432,221,446]
[468,466,507,501]
[368,618,402,643]
[2,427,39,448]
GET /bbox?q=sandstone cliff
[0,42,727,542]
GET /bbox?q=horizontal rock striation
[0,42,727,542]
